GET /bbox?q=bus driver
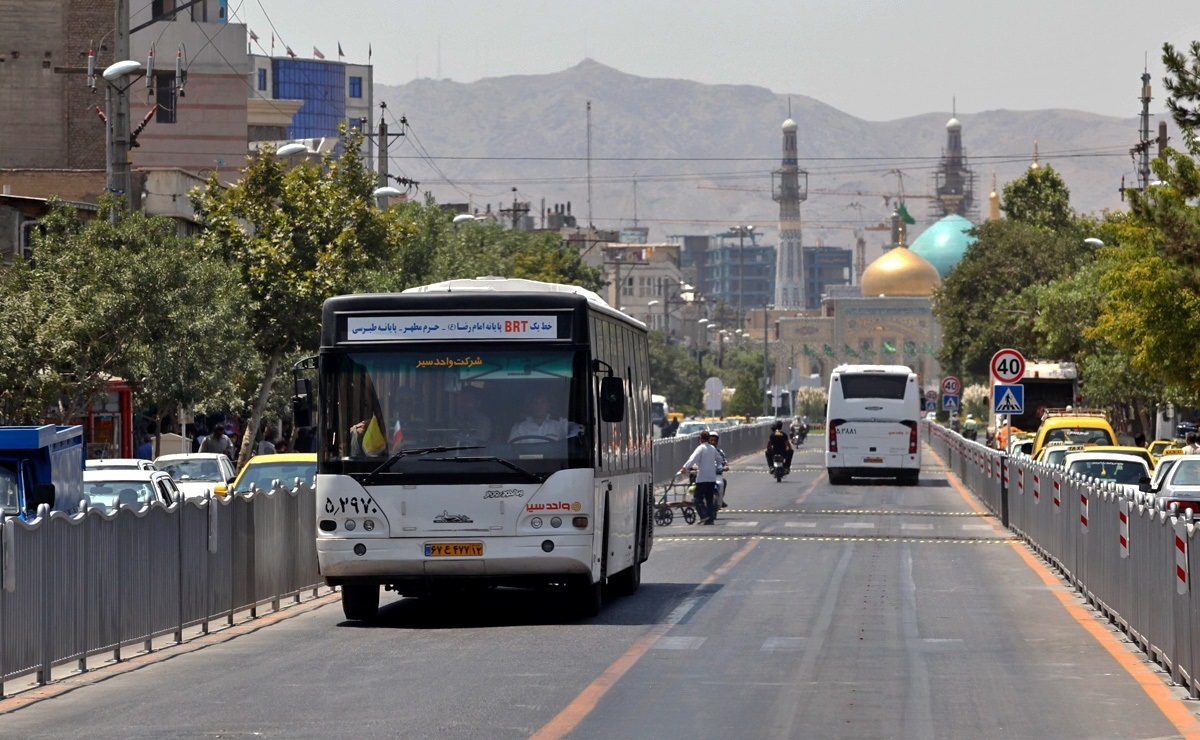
[509,391,582,443]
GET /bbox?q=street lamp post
[762,304,773,416]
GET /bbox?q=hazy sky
[240,0,1200,121]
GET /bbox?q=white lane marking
[901,523,935,531]
[653,636,707,650]
[961,524,994,531]
[724,521,758,528]
[784,522,819,528]
[761,637,806,653]
[841,522,876,530]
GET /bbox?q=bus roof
[831,364,916,375]
[399,277,643,328]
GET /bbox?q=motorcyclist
[710,432,730,508]
[765,420,794,473]
[963,413,979,442]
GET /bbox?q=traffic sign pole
[990,349,1026,452]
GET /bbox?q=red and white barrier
[1079,492,1088,532]
[1052,478,1061,509]
[1176,522,1189,595]
[1119,500,1129,559]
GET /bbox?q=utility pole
[373,102,405,208]
[1158,120,1169,160]
[112,0,133,211]
[1138,70,1152,191]
[762,306,771,416]
[499,187,530,230]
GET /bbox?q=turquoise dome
[909,214,976,278]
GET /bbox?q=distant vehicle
[153,453,236,498]
[83,469,179,512]
[1141,455,1200,517]
[1031,409,1116,460]
[85,458,155,472]
[675,420,710,437]
[0,425,84,519]
[226,453,316,496]
[825,364,921,486]
[651,394,669,428]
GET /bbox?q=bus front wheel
[341,584,380,621]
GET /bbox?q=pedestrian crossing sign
[993,383,1024,414]
[942,394,959,412]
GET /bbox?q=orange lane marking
[796,472,825,506]
[531,538,759,740]
[1009,543,1200,739]
[0,591,340,715]
[925,445,994,518]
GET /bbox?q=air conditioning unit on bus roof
[403,277,609,307]
[1024,361,1077,380]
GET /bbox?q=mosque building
[771,114,989,392]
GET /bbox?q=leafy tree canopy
[1001,164,1074,230]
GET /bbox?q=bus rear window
[839,374,909,400]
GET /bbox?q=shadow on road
[339,582,708,630]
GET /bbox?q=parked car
[674,421,710,437]
[1141,455,1200,516]
[153,453,236,498]
[83,469,179,512]
[85,458,155,472]
[223,453,316,497]
[1062,451,1150,495]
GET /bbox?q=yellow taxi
[1148,439,1182,463]
[1031,409,1117,460]
[217,453,316,496]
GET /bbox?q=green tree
[647,331,702,414]
[1001,164,1074,230]
[933,219,1090,378]
[727,368,762,417]
[192,131,398,465]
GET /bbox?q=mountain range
[375,59,1170,249]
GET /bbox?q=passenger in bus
[458,387,493,443]
[509,392,581,443]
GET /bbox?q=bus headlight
[550,516,562,528]
[530,517,543,529]
[344,519,357,531]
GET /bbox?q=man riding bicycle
[765,420,794,473]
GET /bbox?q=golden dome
[860,246,942,297]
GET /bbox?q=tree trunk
[236,348,284,469]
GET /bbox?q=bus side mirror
[599,377,625,423]
[28,483,55,511]
[293,378,313,428]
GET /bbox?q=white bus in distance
[825,364,922,486]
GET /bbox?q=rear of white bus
[825,365,921,486]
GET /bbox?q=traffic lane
[562,463,1187,739]
[0,550,723,739]
[568,537,1186,739]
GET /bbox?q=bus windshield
[322,347,592,481]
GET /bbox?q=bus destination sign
[346,315,559,341]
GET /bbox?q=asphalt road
[1,443,1195,739]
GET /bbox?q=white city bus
[825,364,922,486]
[311,278,653,620]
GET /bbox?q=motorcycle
[791,424,809,446]
[772,454,788,482]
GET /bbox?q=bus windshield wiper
[419,456,546,483]
[361,446,484,485]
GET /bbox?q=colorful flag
[313,46,325,60]
[285,46,296,58]
[248,29,259,42]
[368,43,372,62]
[882,342,896,354]
[337,42,345,58]
[361,416,386,457]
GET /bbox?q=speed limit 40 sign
[940,376,961,395]
[990,348,1026,384]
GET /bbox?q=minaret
[931,113,976,220]
[988,173,1001,221]
[772,118,808,309]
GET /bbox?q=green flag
[904,341,917,356]
[843,343,859,358]
[897,201,916,225]
[923,342,934,355]
[882,342,896,354]
[823,344,836,357]
[803,344,815,357]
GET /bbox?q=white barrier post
[1119,499,1129,559]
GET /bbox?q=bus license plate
[864,457,884,464]
[425,542,483,557]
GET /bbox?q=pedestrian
[199,425,234,458]
[1185,433,1200,455]
[709,431,730,508]
[1134,432,1147,449]
[258,427,277,456]
[679,430,719,524]
[135,434,154,460]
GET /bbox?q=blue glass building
[272,59,347,140]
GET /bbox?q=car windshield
[322,348,591,481]
[1044,448,1072,466]
[1069,460,1145,485]
[84,481,155,511]
[234,462,315,494]
[1171,460,1200,486]
[155,459,223,482]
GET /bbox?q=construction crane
[697,183,935,205]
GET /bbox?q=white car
[85,458,155,471]
[1062,451,1150,495]
[153,453,237,498]
[83,469,180,512]
[1141,455,1200,517]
